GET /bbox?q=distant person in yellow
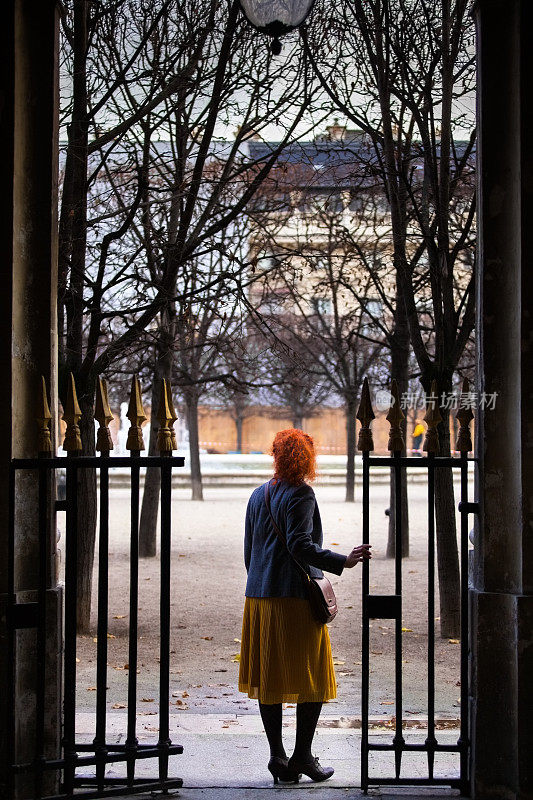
[412,420,425,454]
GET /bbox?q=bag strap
[264,481,310,582]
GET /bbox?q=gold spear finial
[455,377,474,453]
[423,379,442,453]
[156,379,174,455]
[62,372,82,453]
[126,374,146,452]
[166,380,178,451]
[36,375,52,454]
[356,377,375,452]
[95,377,114,454]
[387,379,405,452]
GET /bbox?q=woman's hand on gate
[344,544,372,568]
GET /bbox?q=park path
[72,484,463,720]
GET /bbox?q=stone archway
[1,1,532,798]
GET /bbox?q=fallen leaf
[141,698,154,703]
[231,654,240,662]
[178,554,187,557]
[380,701,394,706]
[144,725,159,731]
[371,651,383,655]
[87,687,97,691]
[330,542,340,545]
[215,669,227,673]
[76,658,80,663]
[138,711,157,716]
[182,691,189,698]
[112,665,124,671]
[332,660,345,665]
[124,664,129,670]
[112,703,126,709]
[233,638,241,643]
[201,636,213,641]
[93,637,98,643]
[107,633,116,639]
[402,627,413,632]
[113,615,127,619]
[346,605,353,609]
[448,638,460,644]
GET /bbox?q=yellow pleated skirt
[238,596,337,705]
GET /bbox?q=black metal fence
[358,378,476,794]
[7,375,185,799]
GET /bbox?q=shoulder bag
[264,482,338,624]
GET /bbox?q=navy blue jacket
[244,479,347,599]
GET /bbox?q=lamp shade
[239,0,315,52]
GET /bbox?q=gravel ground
[70,483,465,725]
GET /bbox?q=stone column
[0,1,61,798]
[472,1,533,798]
[517,3,533,797]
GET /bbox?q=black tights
[258,701,322,762]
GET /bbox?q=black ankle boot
[267,756,301,784]
[287,755,334,782]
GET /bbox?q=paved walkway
[75,713,463,799]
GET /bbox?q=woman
[238,429,371,784]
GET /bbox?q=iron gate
[358,379,477,794]
[7,375,185,799]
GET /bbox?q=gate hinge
[9,602,39,629]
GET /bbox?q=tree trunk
[186,392,203,500]
[386,301,410,558]
[235,415,243,453]
[76,393,97,633]
[345,398,356,502]
[139,371,162,558]
[292,414,303,429]
[434,406,461,638]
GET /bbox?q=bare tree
[305,0,476,635]
[251,180,388,501]
[58,0,316,625]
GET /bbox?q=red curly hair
[271,428,317,485]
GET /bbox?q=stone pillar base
[470,589,533,800]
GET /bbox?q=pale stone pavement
[75,712,464,799]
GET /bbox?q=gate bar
[459,450,470,793]
[63,457,79,796]
[361,449,370,791]
[35,460,49,799]
[126,452,141,786]
[426,452,436,777]
[158,458,173,786]
[393,450,405,778]
[94,455,110,792]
